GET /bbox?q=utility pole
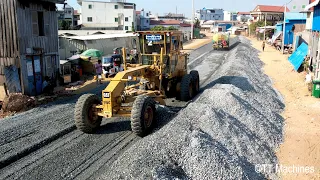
[191,0,194,39]
[282,4,287,54]
[264,13,267,41]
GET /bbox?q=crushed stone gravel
[98,36,285,180]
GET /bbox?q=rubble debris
[1,93,36,113]
[100,36,284,180]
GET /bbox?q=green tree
[249,21,272,34]
[151,26,166,31]
[167,26,177,30]
[194,19,201,28]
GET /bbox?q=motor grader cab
[74,31,200,137]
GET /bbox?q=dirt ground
[250,38,320,179]
[182,33,213,53]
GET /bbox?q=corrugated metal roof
[64,33,137,40]
[58,30,127,36]
[285,12,307,20]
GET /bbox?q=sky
[60,0,297,18]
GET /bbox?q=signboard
[146,35,162,41]
[288,42,308,71]
[27,61,33,76]
[34,56,41,73]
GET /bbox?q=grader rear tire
[180,74,193,101]
[74,94,102,134]
[190,70,200,95]
[131,95,156,137]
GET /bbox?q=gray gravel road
[0,39,235,180]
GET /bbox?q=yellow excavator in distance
[74,31,200,137]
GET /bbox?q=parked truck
[212,32,230,50]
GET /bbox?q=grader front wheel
[131,95,156,137]
[180,74,193,101]
[190,70,200,95]
[74,94,102,133]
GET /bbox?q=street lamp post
[282,4,287,54]
[264,13,267,41]
[191,0,194,39]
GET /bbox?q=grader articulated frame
[74,31,200,137]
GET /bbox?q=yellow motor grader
[74,31,200,137]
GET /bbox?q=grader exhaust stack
[74,31,200,137]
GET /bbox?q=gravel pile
[98,36,285,180]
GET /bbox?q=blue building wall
[313,5,320,31]
[140,10,150,30]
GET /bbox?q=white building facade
[79,0,136,30]
[195,8,224,21]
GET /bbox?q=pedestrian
[42,76,53,95]
[95,60,103,84]
[262,41,266,52]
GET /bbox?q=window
[125,17,129,21]
[125,26,129,30]
[302,5,306,9]
[146,13,149,16]
[87,17,92,22]
[115,5,118,9]
[32,11,44,36]
[146,20,149,23]
[115,18,119,22]
[293,5,296,9]
[88,4,92,9]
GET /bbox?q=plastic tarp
[271,31,282,43]
[288,42,308,71]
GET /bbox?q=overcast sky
[58,0,303,18]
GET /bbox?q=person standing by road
[262,41,266,52]
[95,60,103,84]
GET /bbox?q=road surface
[0,38,239,180]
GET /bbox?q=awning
[305,0,319,11]
[288,42,308,71]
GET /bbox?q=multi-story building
[237,12,252,22]
[73,10,81,26]
[195,8,224,21]
[224,11,238,21]
[78,0,136,31]
[57,4,74,30]
[136,9,150,30]
[250,5,290,25]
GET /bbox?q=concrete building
[0,0,64,96]
[74,10,81,27]
[136,9,150,30]
[250,5,290,25]
[288,0,310,12]
[195,8,224,21]
[57,4,74,30]
[237,12,252,22]
[78,0,136,31]
[224,11,237,21]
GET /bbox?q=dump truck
[74,31,200,137]
[212,32,230,50]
